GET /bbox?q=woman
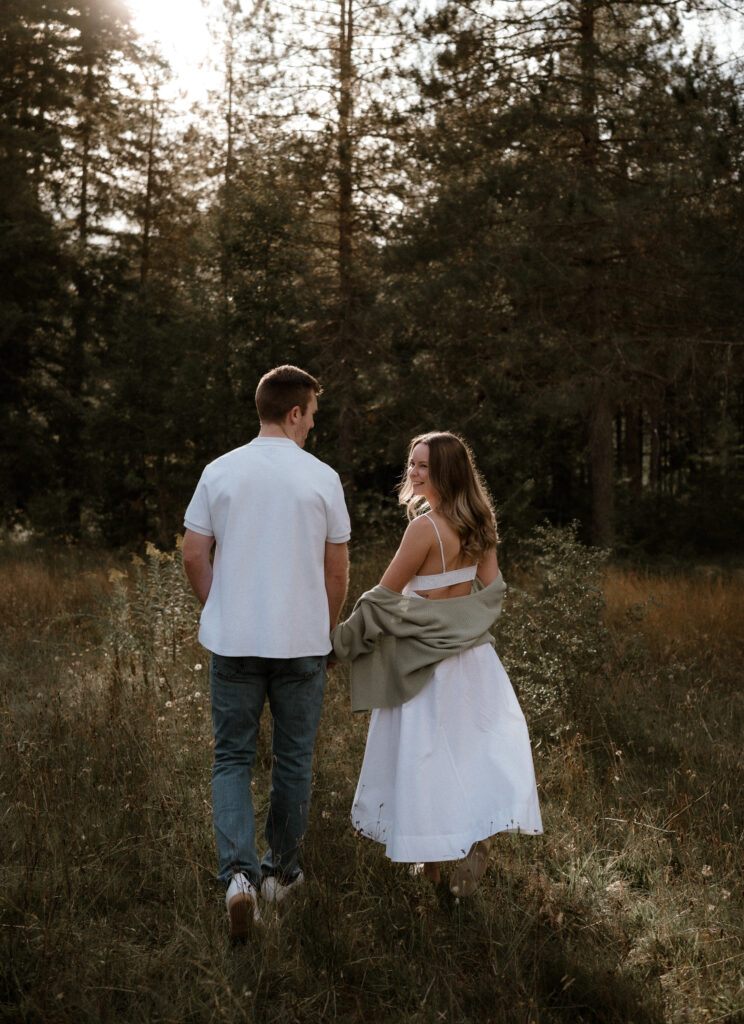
[332,432,542,895]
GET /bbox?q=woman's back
[379,432,500,598]
[411,512,498,600]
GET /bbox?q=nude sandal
[449,837,494,896]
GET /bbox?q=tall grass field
[1,528,742,1023]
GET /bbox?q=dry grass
[0,548,111,635]
[602,565,742,666]
[0,538,742,1024]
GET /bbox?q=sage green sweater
[331,573,506,712]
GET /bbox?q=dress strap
[423,513,446,572]
[411,564,479,591]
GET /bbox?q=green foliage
[498,523,610,731]
[1,0,742,554]
[617,472,744,558]
[381,0,744,549]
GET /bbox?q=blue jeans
[209,653,327,889]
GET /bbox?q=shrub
[106,540,198,674]
[497,522,610,732]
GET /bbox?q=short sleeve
[184,469,215,537]
[326,473,351,543]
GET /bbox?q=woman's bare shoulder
[379,515,436,592]
[401,513,440,542]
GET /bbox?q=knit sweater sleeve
[331,575,507,712]
[331,594,385,663]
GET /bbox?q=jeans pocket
[210,653,246,683]
[286,655,327,683]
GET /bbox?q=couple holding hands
[182,365,542,941]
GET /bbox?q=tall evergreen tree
[0,1,78,525]
[86,61,214,545]
[383,0,744,546]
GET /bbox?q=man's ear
[287,404,302,424]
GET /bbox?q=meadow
[1,529,742,1024]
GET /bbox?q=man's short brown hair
[255,365,322,424]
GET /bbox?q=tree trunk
[624,404,642,500]
[578,0,614,547]
[336,0,355,483]
[66,49,95,536]
[140,93,156,288]
[589,388,615,547]
[649,402,661,490]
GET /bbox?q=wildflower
[701,865,713,878]
[195,663,203,671]
[194,690,202,699]
[165,700,173,709]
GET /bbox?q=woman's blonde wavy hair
[398,431,499,563]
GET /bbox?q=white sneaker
[260,870,304,903]
[225,873,260,939]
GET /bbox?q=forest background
[3,5,744,1021]
[2,0,743,556]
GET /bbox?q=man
[182,365,350,940]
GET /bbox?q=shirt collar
[250,437,298,447]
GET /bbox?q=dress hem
[351,808,543,863]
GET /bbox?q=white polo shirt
[184,438,351,658]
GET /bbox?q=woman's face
[408,443,439,505]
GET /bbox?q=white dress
[351,519,543,863]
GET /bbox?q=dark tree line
[2,0,742,554]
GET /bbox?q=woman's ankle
[422,862,441,884]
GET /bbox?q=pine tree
[0,1,78,525]
[382,0,744,547]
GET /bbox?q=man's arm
[324,541,349,630]
[182,528,215,606]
